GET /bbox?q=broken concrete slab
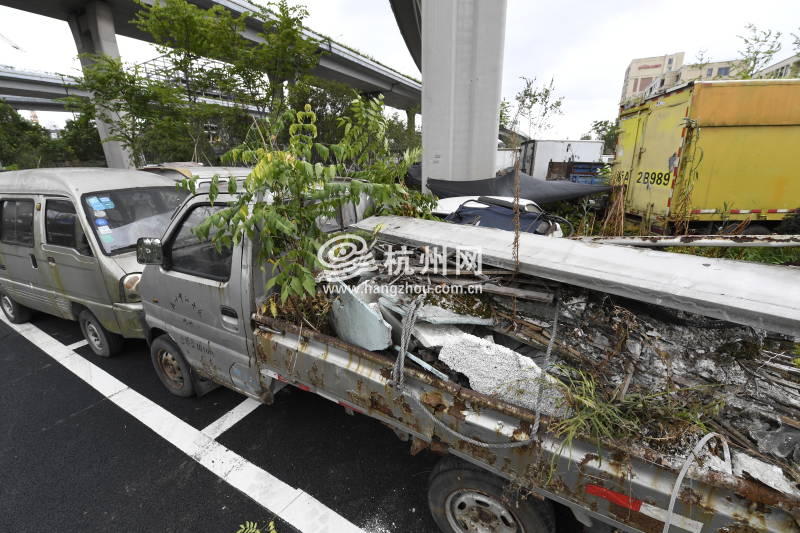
[412,322,465,348]
[437,332,567,417]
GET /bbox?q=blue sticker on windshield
[95,218,108,227]
[87,196,105,210]
[101,234,114,243]
[100,197,115,209]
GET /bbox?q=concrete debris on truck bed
[321,216,800,497]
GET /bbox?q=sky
[1,0,797,137]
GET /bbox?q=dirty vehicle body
[0,168,186,356]
[613,79,800,233]
[139,195,800,532]
[139,163,253,182]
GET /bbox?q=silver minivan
[0,168,188,356]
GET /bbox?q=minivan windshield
[82,187,188,255]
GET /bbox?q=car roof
[0,167,177,197]
[140,165,252,180]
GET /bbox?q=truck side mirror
[136,237,163,265]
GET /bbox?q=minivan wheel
[1,293,32,324]
[150,335,194,397]
[428,456,555,533]
[78,309,124,357]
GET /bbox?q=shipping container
[612,79,800,232]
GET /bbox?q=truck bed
[252,314,800,533]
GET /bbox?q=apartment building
[620,52,684,101]
[756,53,800,79]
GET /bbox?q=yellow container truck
[612,79,800,233]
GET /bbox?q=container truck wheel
[78,309,123,357]
[428,455,555,533]
[1,292,32,324]
[150,335,194,397]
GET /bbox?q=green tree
[736,23,782,78]
[241,0,319,116]
[60,112,105,164]
[589,119,620,154]
[195,96,435,323]
[385,112,420,154]
[73,0,322,166]
[286,76,355,145]
[504,76,564,146]
[0,100,67,169]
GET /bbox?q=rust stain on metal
[409,437,428,456]
[513,420,532,441]
[609,503,662,533]
[456,440,497,465]
[308,362,323,389]
[447,397,467,421]
[579,453,600,470]
[369,392,394,417]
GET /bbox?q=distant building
[756,53,800,79]
[623,51,800,104]
[620,52,684,102]
[639,59,742,99]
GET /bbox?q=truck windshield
[82,187,188,255]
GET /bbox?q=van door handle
[220,306,238,319]
[47,256,56,265]
[29,254,38,269]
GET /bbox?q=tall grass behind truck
[612,79,800,233]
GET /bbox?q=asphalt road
[1,313,583,533]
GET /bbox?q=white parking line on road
[202,397,262,440]
[66,339,88,351]
[2,316,363,533]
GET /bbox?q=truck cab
[138,192,273,398]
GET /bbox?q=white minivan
[0,168,187,356]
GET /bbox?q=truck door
[38,197,107,318]
[0,196,51,313]
[155,202,254,394]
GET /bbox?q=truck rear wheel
[428,455,555,533]
[79,309,123,357]
[1,292,32,324]
[150,335,194,398]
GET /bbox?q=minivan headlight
[121,273,142,303]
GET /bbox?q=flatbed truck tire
[150,335,195,398]
[428,454,555,533]
[1,292,32,324]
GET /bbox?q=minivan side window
[45,199,92,255]
[0,199,35,247]
[167,204,233,281]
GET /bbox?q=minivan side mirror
[136,237,163,265]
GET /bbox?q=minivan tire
[78,309,124,357]
[428,455,555,533]
[1,292,32,324]
[150,335,195,398]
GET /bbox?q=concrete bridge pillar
[68,0,132,169]
[421,0,507,191]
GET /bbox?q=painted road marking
[67,339,89,350]
[2,316,363,533]
[202,397,262,440]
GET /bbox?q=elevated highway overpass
[1,0,421,166]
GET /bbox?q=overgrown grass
[548,367,722,466]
